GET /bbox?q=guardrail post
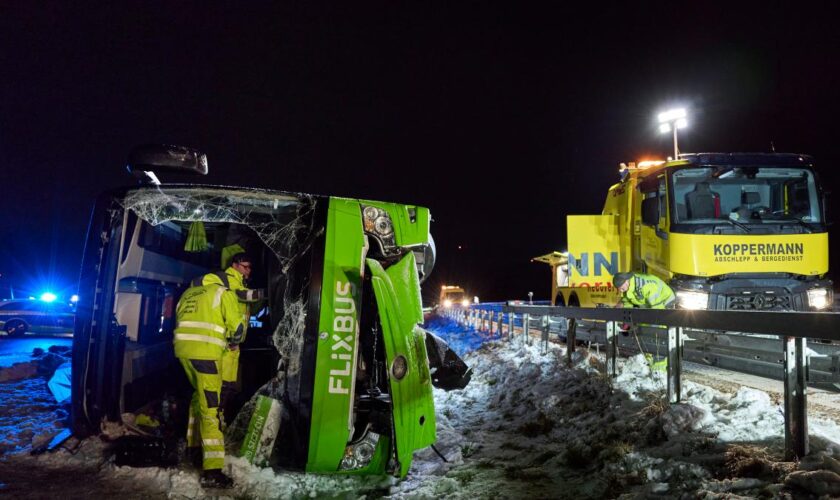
[566,318,577,365]
[541,315,550,354]
[667,327,683,404]
[783,336,808,460]
[507,312,514,341]
[497,312,504,337]
[606,321,618,377]
[523,313,530,344]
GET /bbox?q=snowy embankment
[0,345,71,456]
[3,321,840,498]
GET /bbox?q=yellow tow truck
[538,153,833,311]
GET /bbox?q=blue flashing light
[40,292,57,303]
[70,294,79,303]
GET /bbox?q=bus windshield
[671,166,822,225]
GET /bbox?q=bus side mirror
[126,144,208,184]
[641,196,659,226]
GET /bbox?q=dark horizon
[1,3,839,304]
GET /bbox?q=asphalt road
[0,336,73,368]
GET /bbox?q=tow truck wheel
[4,320,27,337]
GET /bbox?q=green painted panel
[306,197,366,472]
[368,253,436,477]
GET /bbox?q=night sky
[1,2,838,303]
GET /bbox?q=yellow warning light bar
[618,160,666,172]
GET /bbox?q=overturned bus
[71,145,467,477]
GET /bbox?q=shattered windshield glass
[122,187,315,268]
[121,186,322,449]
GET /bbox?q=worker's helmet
[612,272,633,288]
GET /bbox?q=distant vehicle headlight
[443,299,453,308]
[461,299,470,308]
[807,288,830,310]
[676,290,708,310]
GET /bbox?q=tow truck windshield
[671,166,823,230]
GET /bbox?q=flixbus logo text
[328,280,357,395]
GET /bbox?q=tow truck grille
[725,292,791,311]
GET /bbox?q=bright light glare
[461,299,470,308]
[443,299,453,308]
[676,290,708,310]
[658,123,671,134]
[40,292,57,303]
[70,295,79,303]
[658,108,687,123]
[676,118,688,129]
[807,288,829,310]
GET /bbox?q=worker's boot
[200,469,234,489]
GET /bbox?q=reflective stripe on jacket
[620,273,675,309]
[192,267,252,344]
[174,282,247,360]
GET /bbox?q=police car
[0,299,75,337]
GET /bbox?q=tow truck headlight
[443,299,453,308]
[676,290,709,310]
[807,288,830,310]
[461,299,470,308]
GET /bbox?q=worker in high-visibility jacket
[613,272,675,309]
[174,262,250,488]
[190,253,262,419]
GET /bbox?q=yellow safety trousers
[179,357,225,471]
[221,347,240,385]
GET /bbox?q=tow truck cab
[71,146,449,476]
[552,153,832,311]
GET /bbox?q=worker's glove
[229,324,245,345]
[235,288,265,303]
[619,322,632,337]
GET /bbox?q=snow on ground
[3,319,840,498]
[0,344,71,456]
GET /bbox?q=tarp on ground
[47,362,71,404]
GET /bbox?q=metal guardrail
[441,304,840,460]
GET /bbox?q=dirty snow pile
[5,320,840,498]
[389,326,840,498]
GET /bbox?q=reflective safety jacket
[174,278,248,360]
[621,273,675,309]
[190,267,260,343]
